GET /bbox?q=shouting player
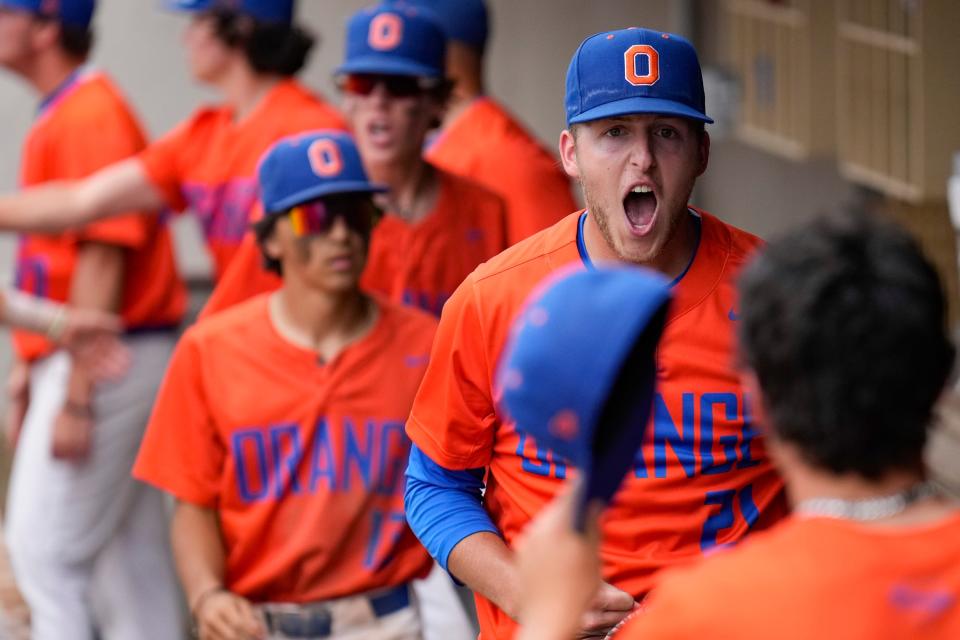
[202,3,507,319]
[403,27,787,639]
[0,0,345,280]
[398,0,578,244]
[134,130,437,640]
[517,211,960,640]
[0,0,186,637]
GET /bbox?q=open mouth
[623,185,657,235]
[367,120,394,147]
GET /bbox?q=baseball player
[517,211,960,640]
[0,0,187,637]
[403,27,788,639]
[133,130,436,640]
[0,290,128,639]
[0,0,346,280]
[397,0,579,245]
[200,3,508,318]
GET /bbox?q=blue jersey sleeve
[404,444,500,573]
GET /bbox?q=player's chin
[611,222,660,263]
[613,231,663,265]
[324,271,364,293]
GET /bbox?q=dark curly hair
[211,8,314,76]
[32,15,93,59]
[737,209,954,480]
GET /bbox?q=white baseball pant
[5,333,185,640]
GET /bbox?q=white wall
[0,0,680,282]
[0,0,685,423]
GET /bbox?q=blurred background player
[0,289,129,639]
[0,0,345,281]
[134,130,437,640]
[397,0,578,244]
[403,27,786,639]
[0,0,187,637]
[202,3,507,319]
[516,210,960,640]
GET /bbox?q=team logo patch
[548,410,580,441]
[368,13,404,51]
[307,139,343,178]
[625,44,660,86]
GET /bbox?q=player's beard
[582,179,687,268]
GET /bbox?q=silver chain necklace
[794,482,937,521]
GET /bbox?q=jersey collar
[36,65,92,119]
[576,209,702,287]
[576,208,727,320]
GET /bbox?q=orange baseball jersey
[406,210,786,639]
[133,294,437,602]
[14,69,186,362]
[199,168,508,319]
[621,513,960,639]
[138,80,347,279]
[426,97,577,245]
[361,169,508,316]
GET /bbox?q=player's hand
[5,361,30,448]
[577,581,637,638]
[58,308,129,381]
[516,483,635,640]
[194,589,266,640]
[50,404,94,460]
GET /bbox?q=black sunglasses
[338,73,440,99]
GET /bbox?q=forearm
[0,183,95,232]
[404,445,522,617]
[404,446,500,570]
[172,501,228,611]
[448,531,524,621]
[70,242,125,314]
[0,159,161,233]
[65,243,125,402]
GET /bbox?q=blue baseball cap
[566,27,713,126]
[163,0,293,24]
[336,4,446,79]
[390,0,488,52]
[257,130,387,214]
[497,266,671,527]
[0,0,95,27]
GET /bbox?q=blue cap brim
[162,0,210,14]
[0,0,36,13]
[267,182,388,214]
[335,56,442,79]
[569,95,713,125]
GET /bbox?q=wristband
[45,308,68,341]
[2,289,64,338]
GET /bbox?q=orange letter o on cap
[369,13,403,51]
[625,44,659,86]
[308,139,343,178]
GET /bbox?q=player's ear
[559,129,580,180]
[31,18,61,52]
[261,219,285,264]
[696,129,710,177]
[425,93,447,131]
